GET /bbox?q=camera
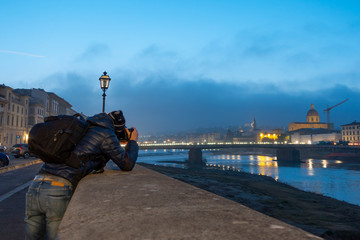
[115,126,134,142]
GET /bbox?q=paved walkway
[57,165,321,240]
[0,157,42,174]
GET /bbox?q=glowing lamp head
[99,71,111,90]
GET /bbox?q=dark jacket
[39,113,138,186]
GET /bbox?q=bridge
[138,142,360,163]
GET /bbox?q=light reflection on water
[137,149,360,206]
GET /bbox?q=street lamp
[99,71,111,112]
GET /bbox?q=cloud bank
[52,71,360,135]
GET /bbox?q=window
[11,116,14,126]
[16,116,18,127]
[7,115,9,125]
[12,104,14,112]
[17,106,19,113]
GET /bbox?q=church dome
[306,104,319,123]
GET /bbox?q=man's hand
[126,127,138,142]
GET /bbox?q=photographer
[25,110,138,240]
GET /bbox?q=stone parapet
[57,165,321,240]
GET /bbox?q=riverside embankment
[139,163,360,240]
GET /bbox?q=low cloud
[49,70,360,135]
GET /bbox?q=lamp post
[99,71,111,112]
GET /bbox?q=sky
[1,0,360,134]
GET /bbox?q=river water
[137,149,360,206]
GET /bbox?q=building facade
[341,121,360,144]
[14,88,48,128]
[15,89,75,128]
[1,86,77,149]
[28,101,46,127]
[47,92,72,116]
[288,104,330,131]
[290,130,341,144]
[0,85,30,148]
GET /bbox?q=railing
[138,142,360,152]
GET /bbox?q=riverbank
[138,163,360,240]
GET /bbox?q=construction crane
[323,99,348,125]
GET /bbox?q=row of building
[265,103,359,145]
[148,104,359,145]
[0,84,77,149]
[288,103,359,145]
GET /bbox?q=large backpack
[28,114,88,168]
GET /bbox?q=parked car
[11,143,33,159]
[0,152,10,167]
[0,146,7,152]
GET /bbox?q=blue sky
[1,0,360,134]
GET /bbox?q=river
[137,149,360,206]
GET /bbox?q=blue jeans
[25,176,73,240]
